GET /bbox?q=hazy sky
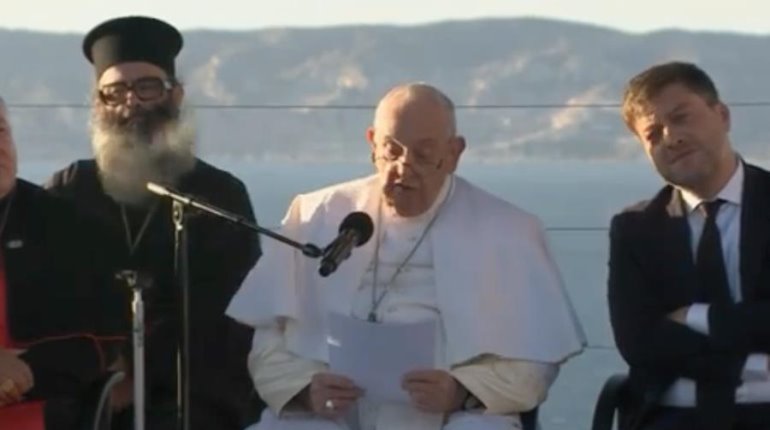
[2,0,769,34]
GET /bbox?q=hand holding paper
[306,372,364,419]
[327,313,436,404]
[402,369,467,413]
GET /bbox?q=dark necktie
[693,199,741,430]
[695,199,732,304]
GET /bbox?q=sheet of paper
[327,312,436,404]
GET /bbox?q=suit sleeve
[708,301,770,354]
[608,214,743,381]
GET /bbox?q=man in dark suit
[608,61,770,430]
[0,98,128,429]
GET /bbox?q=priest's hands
[402,369,467,414]
[304,372,364,420]
[108,355,133,411]
[0,348,33,407]
[109,376,134,411]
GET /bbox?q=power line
[259,225,608,232]
[584,344,618,351]
[6,101,770,110]
[546,227,608,232]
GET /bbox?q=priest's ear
[170,80,185,107]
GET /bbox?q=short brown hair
[621,62,720,131]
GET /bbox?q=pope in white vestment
[226,83,585,430]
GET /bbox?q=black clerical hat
[83,16,183,78]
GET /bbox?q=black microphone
[319,212,374,277]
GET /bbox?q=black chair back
[521,407,538,430]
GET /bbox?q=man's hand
[668,306,689,324]
[305,372,364,420]
[0,348,34,406]
[109,376,134,411]
[402,369,467,414]
[107,354,133,411]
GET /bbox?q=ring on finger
[324,399,335,410]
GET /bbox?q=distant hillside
[2,18,770,161]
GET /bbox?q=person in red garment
[0,97,128,429]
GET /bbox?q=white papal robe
[227,174,586,430]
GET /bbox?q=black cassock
[47,159,263,430]
[2,178,128,429]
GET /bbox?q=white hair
[91,106,196,206]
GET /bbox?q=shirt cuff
[685,304,710,335]
[743,354,770,381]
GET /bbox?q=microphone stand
[172,201,191,430]
[146,182,323,430]
[148,182,324,258]
[115,270,151,430]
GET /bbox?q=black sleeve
[216,176,261,289]
[231,178,261,281]
[708,301,770,354]
[36,193,130,394]
[20,337,113,400]
[43,162,78,196]
[189,176,262,424]
[607,214,743,381]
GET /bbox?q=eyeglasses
[374,139,443,173]
[98,77,175,106]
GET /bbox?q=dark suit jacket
[608,162,770,428]
[2,178,128,429]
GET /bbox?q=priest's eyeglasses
[98,77,175,106]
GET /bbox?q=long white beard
[91,110,197,206]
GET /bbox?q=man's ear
[171,84,185,107]
[717,102,731,133]
[454,136,467,156]
[365,127,377,161]
[445,135,466,172]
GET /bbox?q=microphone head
[339,212,374,246]
[146,182,168,196]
